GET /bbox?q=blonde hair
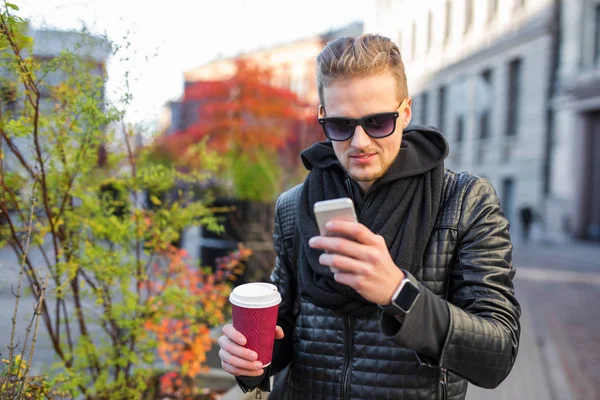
[316,34,408,107]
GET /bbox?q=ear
[318,105,326,118]
[400,97,412,129]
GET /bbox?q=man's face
[319,70,412,192]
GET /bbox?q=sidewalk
[512,238,600,272]
[466,306,571,400]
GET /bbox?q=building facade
[547,0,600,241]
[1,27,111,171]
[366,0,559,240]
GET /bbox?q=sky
[16,0,374,129]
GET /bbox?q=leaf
[6,3,19,10]
[150,195,162,206]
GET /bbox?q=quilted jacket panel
[265,170,521,400]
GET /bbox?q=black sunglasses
[318,99,407,142]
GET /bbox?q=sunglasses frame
[318,99,408,142]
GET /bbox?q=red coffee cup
[229,282,282,366]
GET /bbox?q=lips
[349,153,376,164]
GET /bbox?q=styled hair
[316,34,408,107]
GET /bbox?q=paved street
[468,241,600,400]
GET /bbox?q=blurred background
[0,0,598,399]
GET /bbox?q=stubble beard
[345,154,394,184]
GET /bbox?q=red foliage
[141,240,252,397]
[158,59,321,164]
[281,112,322,165]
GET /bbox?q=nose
[350,125,371,150]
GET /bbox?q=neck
[357,181,372,193]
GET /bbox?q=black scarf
[297,126,449,316]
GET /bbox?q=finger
[217,335,258,361]
[221,359,265,377]
[333,271,361,290]
[309,235,373,260]
[319,253,368,275]
[324,220,383,246]
[219,347,263,370]
[222,324,247,346]
[275,325,285,340]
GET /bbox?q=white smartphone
[313,197,358,236]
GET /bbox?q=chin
[349,169,383,183]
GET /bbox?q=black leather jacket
[250,170,521,400]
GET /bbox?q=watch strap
[378,302,407,319]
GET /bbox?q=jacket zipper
[341,315,354,399]
[440,367,448,400]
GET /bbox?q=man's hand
[218,324,285,377]
[308,220,405,305]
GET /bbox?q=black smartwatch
[380,271,421,315]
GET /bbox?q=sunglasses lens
[320,112,398,141]
[322,119,353,141]
[363,114,396,138]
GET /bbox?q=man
[519,205,535,244]
[218,34,521,400]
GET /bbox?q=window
[451,77,467,143]
[506,58,522,136]
[438,86,446,132]
[479,69,493,139]
[488,0,498,21]
[421,91,429,125]
[427,11,433,53]
[465,0,474,34]
[410,93,428,126]
[479,111,490,140]
[444,1,452,46]
[411,22,417,60]
[456,115,464,143]
[595,4,600,63]
[482,68,493,86]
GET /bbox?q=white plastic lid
[229,282,282,309]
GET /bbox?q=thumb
[275,325,285,340]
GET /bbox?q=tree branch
[0,179,27,226]
[70,271,101,378]
[0,12,61,267]
[57,118,94,219]
[19,272,49,396]
[8,182,37,363]
[0,128,37,180]
[0,13,38,107]
[1,205,65,367]
[60,297,74,357]
[121,122,143,379]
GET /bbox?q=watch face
[393,280,420,312]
